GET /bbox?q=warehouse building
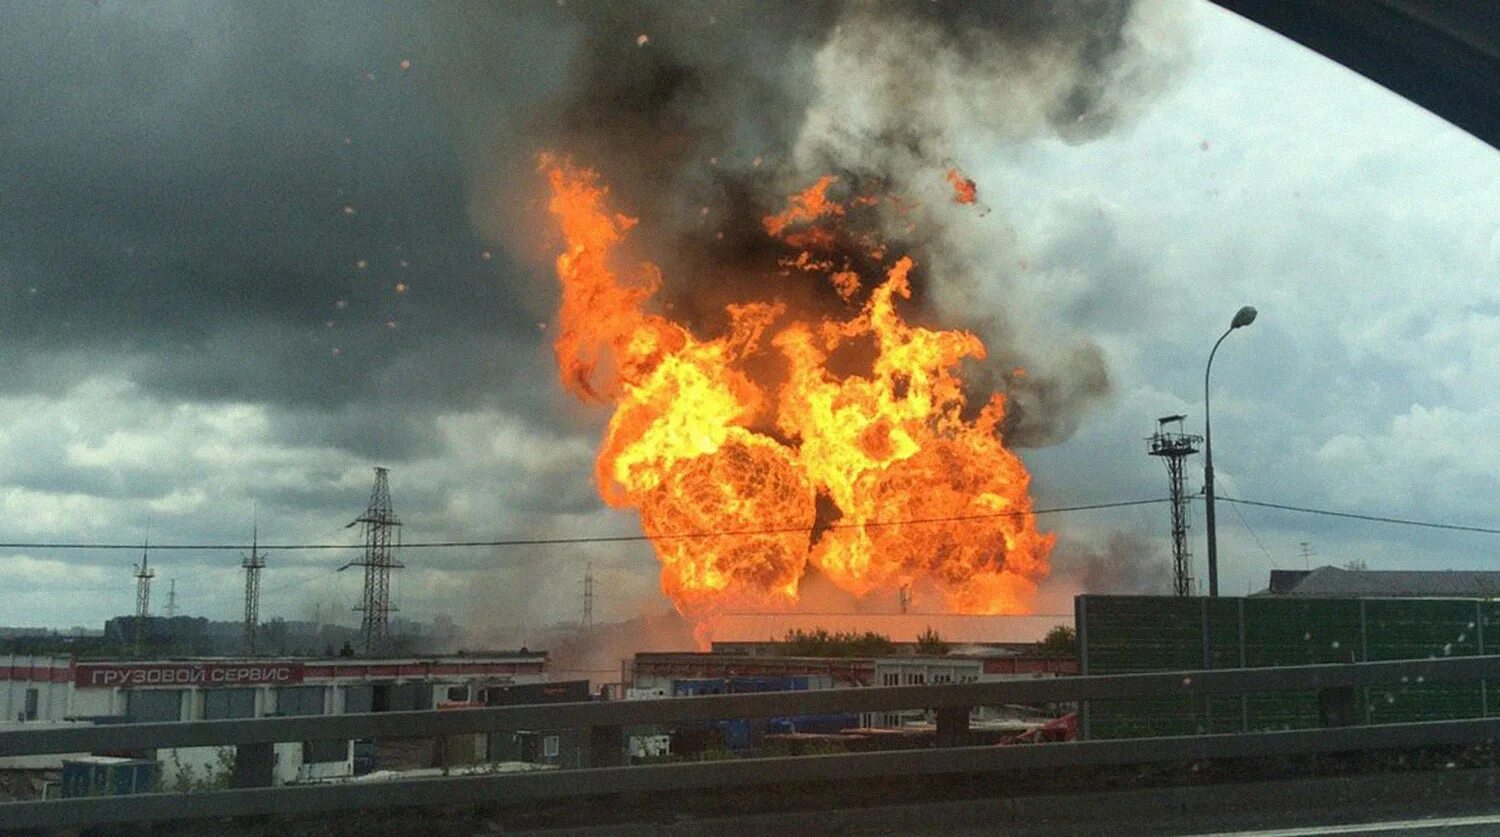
[628,648,1076,755]
[1,652,548,785]
[1267,565,1500,598]
[864,654,1077,729]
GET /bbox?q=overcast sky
[1,1,1496,636]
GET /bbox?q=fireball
[541,155,1052,621]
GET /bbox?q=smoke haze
[444,0,1189,446]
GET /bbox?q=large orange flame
[541,155,1053,621]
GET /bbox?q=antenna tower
[133,543,154,653]
[582,562,594,630]
[1148,415,1203,597]
[242,522,266,656]
[165,578,177,618]
[346,467,402,655]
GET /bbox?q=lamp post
[1203,305,1257,597]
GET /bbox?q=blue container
[671,678,729,697]
[775,713,859,734]
[728,676,810,693]
[721,718,752,750]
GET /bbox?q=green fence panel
[1079,594,1497,740]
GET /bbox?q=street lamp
[1203,305,1257,597]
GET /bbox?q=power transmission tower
[345,467,402,655]
[1299,542,1315,570]
[165,578,177,618]
[242,523,266,656]
[898,584,912,614]
[582,562,595,630]
[1148,415,1203,597]
[133,543,154,654]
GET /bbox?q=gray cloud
[1,1,1497,634]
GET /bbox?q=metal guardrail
[5,654,1500,829]
[8,715,1500,830]
[6,654,1500,757]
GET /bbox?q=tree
[779,628,895,657]
[915,626,949,655]
[1037,625,1077,657]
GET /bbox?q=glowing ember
[945,168,978,204]
[540,155,1053,620]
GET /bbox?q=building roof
[711,640,1043,658]
[708,613,1062,644]
[1266,566,1500,599]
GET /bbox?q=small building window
[204,689,256,720]
[126,690,183,722]
[343,685,373,714]
[908,673,925,685]
[882,673,899,686]
[446,685,469,702]
[543,735,560,758]
[303,739,349,763]
[276,686,325,716]
[23,688,39,721]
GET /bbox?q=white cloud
[972,0,1500,595]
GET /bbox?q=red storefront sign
[75,662,305,688]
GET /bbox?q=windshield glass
[0,0,1496,709]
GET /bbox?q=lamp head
[1231,306,1257,329]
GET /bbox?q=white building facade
[2,653,548,785]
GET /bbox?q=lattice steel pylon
[242,523,266,656]
[133,543,154,654]
[346,467,402,655]
[1148,415,1203,597]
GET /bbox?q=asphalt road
[1207,814,1500,836]
[513,766,1500,837]
[525,809,1500,837]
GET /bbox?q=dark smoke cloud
[545,610,697,686]
[1048,531,1173,595]
[451,0,1187,447]
[0,2,571,462]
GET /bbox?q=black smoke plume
[443,0,1186,444]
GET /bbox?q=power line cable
[1219,491,1276,566]
[1221,497,1500,537]
[0,497,1170,552]
[182,568,343,608]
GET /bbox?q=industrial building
[864,654,1077,729]
[629,652,867,694]
[1,651,549,785]
[631,648,1076,696]
[1266,565,1500,598]
[626,647,1076,756]
[481,679,593,769]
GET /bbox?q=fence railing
[6,654,1500,830]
